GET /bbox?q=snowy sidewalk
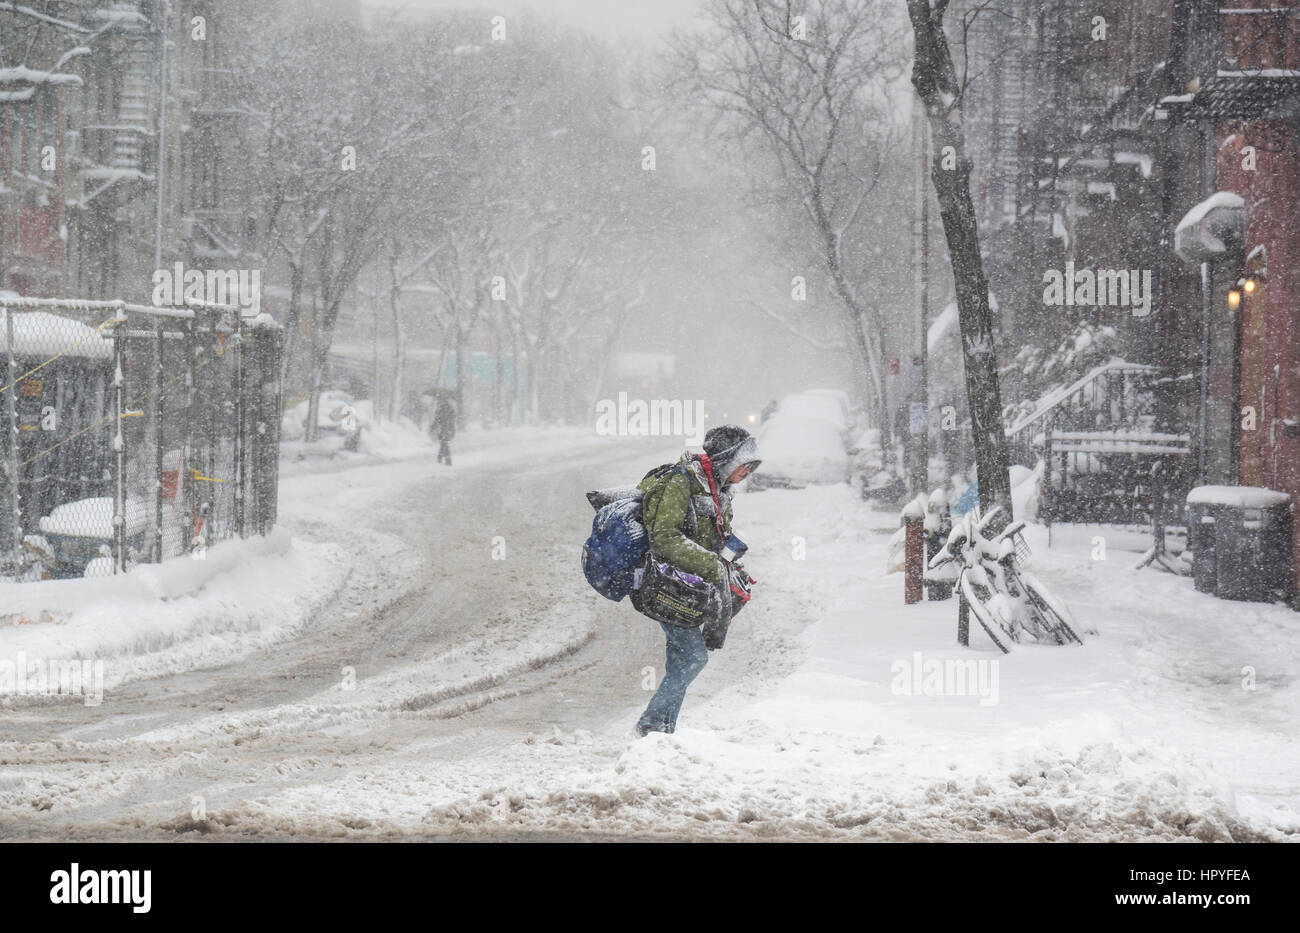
[596,488,1300,840]
[218,484,1298,841]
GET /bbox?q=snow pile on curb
[0,528,349,690]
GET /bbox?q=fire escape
[78,2,156,207]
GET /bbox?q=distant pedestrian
[431,396,456,465]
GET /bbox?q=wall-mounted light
[1228,289,1241,310]
[1244,278,1257,294]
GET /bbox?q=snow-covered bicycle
[927,505,1083,653]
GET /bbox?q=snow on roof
[1175,191,1245,235]
[0,66,83,88]
[1175,191,1246,261]
[0,310,112,360]
[1186,485,1291,508]
[1114,151,1153,178]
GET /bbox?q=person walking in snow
[633,425,761,737]
[431,396,456,465]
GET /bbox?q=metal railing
[1005,360,1196,526]
[0,295,283,581]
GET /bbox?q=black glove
[701,581,730,650]
[702,614,729,651]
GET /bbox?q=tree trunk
[304,292,323,443]
[509,324,523,425]
[454,326,467,430]
[489,318,504,429]
[280,260,304,394]
[388,279,405,423]
[906,0,1011,521]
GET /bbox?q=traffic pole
[904,512,924,604]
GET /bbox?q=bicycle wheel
[1016,570,1084,645]
[959,573,1017,654]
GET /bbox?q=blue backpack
[582,463,685,601]
[582,496,649,601]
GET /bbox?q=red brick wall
[1216,120,1300,591]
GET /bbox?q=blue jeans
[637,622,709,733]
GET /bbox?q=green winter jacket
[637,454,733,585]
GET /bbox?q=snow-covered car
[281,390,364,442]
[795,388,854,429]
[775,391,850,432]
[748,412,849,490]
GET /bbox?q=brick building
[2,0,238,302]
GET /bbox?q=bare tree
[227,7,459,439]
[672,0,911,437]
[906,0,1010,517]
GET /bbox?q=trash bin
[1186,486,1293,602]
[1187,500,1218,595]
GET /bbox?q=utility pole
[912,96,931,497]
[153,1,169,273]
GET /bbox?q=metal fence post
[265,326,286,534]
[184,316,196,553]
[5,307,21,567]
[154,318,165,562]
[206,321,218,544]
[113,313,127,573]
[235,314,246,538]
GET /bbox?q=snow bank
[0,528,349,689]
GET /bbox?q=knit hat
[704,424,761,484]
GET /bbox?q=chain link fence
[0,297,283,581]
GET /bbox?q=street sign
[909,402,927,435]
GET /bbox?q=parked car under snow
[748,412,849,490]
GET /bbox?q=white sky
[361,0,703,40]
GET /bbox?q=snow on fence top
[0,294,244,319]
[0,293,266,364]
[1186,485,1291,509]
[0,310,112,360]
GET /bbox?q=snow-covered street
[1,429,1295,841]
